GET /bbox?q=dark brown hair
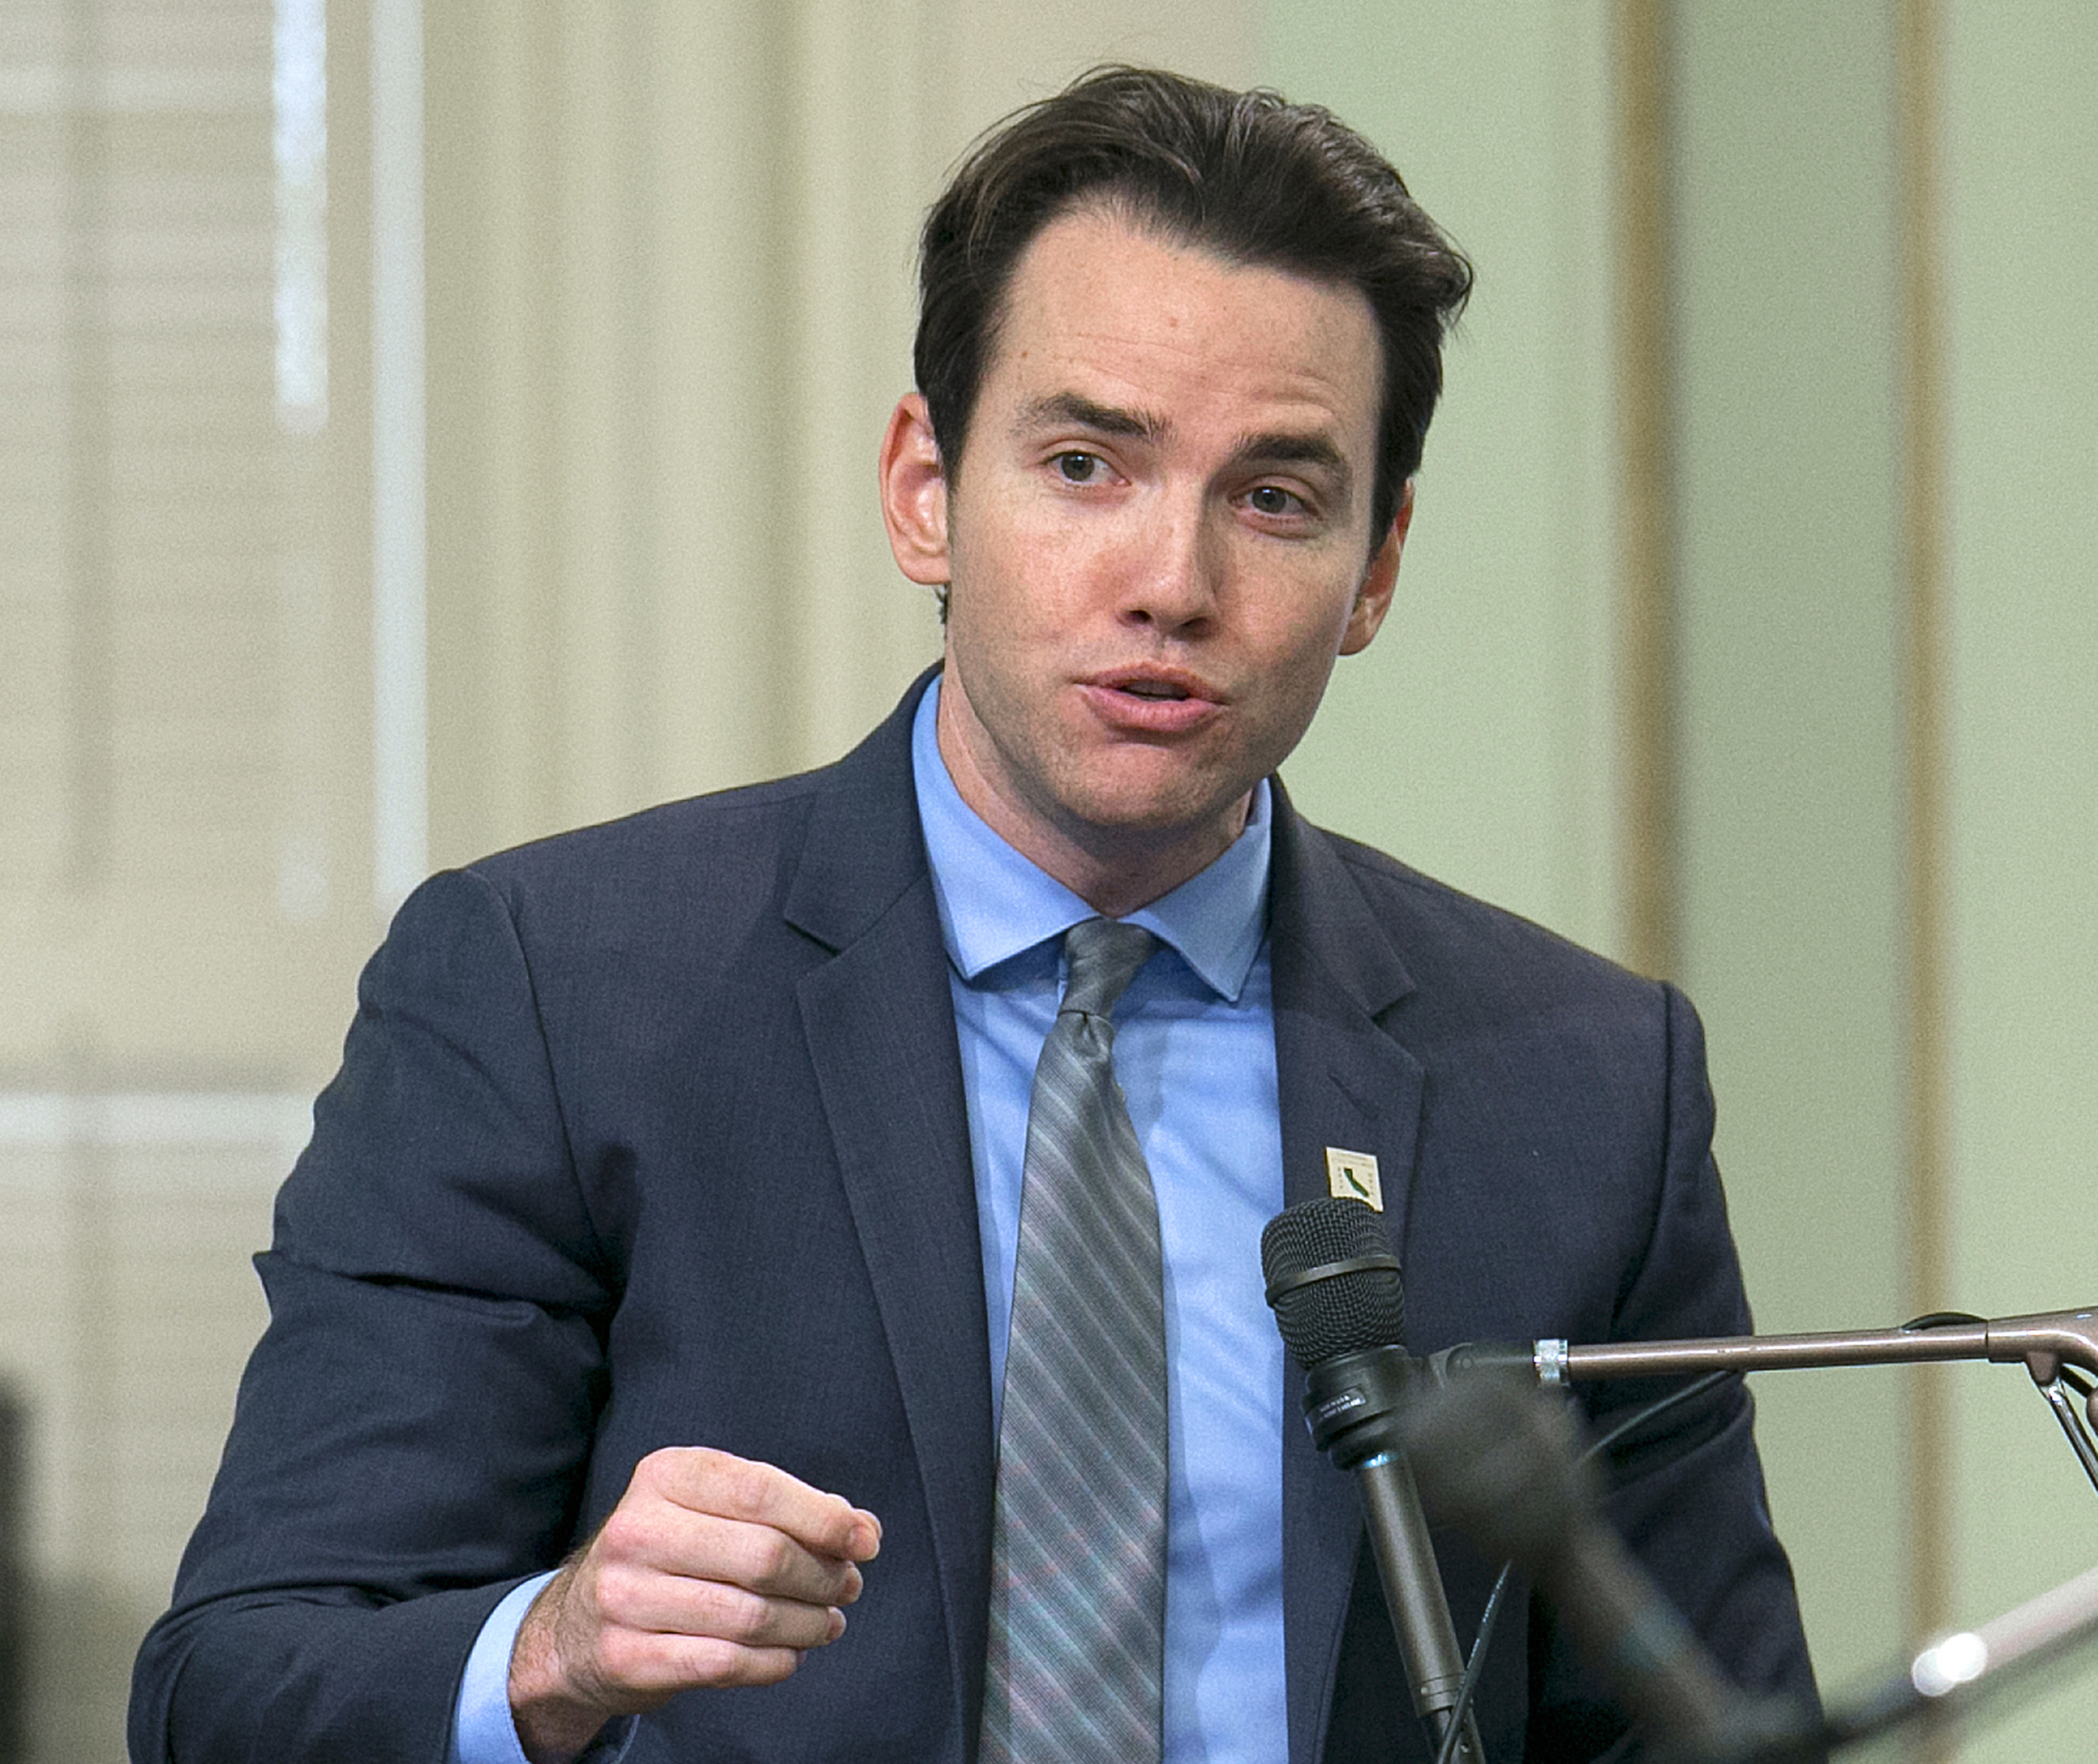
[914,65,1473,544]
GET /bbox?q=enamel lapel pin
[1324,1146,1382,1211]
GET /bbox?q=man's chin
[1051,779,1256,857]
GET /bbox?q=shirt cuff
[448,1572,637,1764]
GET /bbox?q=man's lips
[1076,669,1225,734]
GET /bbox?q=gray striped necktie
[982,916,1167,1764]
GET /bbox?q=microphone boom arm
[1545,1306,2098,1384]
[1509,1306,2098,1501]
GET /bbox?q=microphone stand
[1403,1361,2098,1763]
[1406,1303,2098,1755]
[1447,1304,2098,1498]
[1267,1189,2098,1756]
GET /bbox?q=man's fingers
[681,1511,864,1607]
[595,1483,866,1608]
[590,1551,849,1651]
[637,1447,882,1563]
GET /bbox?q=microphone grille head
[1259,1196,1406,1368]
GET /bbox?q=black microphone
[1261,1196,1487,1764]
[1396,1372,1817,1762]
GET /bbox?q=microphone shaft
[1356,1450,1486,1763]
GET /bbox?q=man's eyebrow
[1011,397,1357,502]
[1230,430,1355,497]
[1012,392,1167,442]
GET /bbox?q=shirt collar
[910,674,1270,1002]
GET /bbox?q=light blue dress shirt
[914,679,1287,1764]
[452,677,1288,1764]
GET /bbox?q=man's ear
[880,393,951,586]
[1339,481,1413,656]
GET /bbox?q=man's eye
[1054,452,1104,483]
[1247,485,1304,517]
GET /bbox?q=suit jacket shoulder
[1266,799,1814,1760]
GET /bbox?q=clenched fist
[507,1447,882,1762]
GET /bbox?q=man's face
[881,206,1405,909]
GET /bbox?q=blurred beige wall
[6,4,2096,1761]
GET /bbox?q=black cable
[1433,1562,1511,1764]
[1588,1369,1737,1461]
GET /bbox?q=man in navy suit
[133,68,1814,1763]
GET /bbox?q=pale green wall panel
[1256,2,1624,957]
[1672,0,1911,1701]
[1940,6,2098,1758]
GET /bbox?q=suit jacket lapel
[784,676,994,1755]
[1268,788,1426,1764]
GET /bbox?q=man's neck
[931,684,1250,918]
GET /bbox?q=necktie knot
[1059,917,1158,1022]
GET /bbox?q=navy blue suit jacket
[132,674,1813,1762]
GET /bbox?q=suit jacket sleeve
[1525,982,1816,1758]
[130,866,619,1763]
[132,696,990,1764]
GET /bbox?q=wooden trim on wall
[1895,0,1952,1657]
[1615,0,1678,981]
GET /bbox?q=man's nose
[1120,498,1222,634]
